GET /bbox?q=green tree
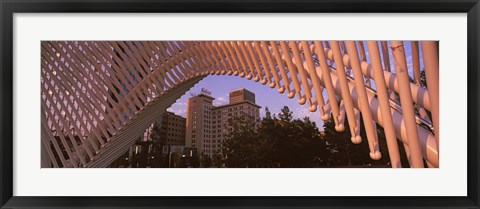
[222,114,262,167]
[322,116,352,166]
[190,152,201,168]
[212,152,223,168]
[222,106,327,168]
[170,150,184,168]
[201,154,213,168]
[150,122,165,167]
[322,113,409,167]
[256,107,279,167]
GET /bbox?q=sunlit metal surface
[40,41,439,168]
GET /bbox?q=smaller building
[229,88,256,104]
[110,111,186,168]
[160,111,187,146]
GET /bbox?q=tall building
[185,88,261,157]
[185,93,215,153]
[229,88,256,104]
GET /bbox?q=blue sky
[167,75,326,129]
[166,41,423,131]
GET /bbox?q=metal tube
[410,41,432,122]
[260,41,282,89]
[421,41,440,151]
[381,41,391,72]
[358,41,372,88]
[330,41,361,143]
[315,45,432,111]
[253,41,273,85]
[304,61,438,167]
[280,41,303,102]
[345,41,381,160]
[270,41,294,96]
[300,41,324,112]
[245,41,265,82]
[230,41,250,77]
[290,41,313,106]
[357,41,367,62]
[411,41,422,85]
[237,41,256,79]
[390,41,424,168]
[367,41,402,167]
[314,41,342,130]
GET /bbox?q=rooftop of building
[187,88,260,108]
[230,88,254,94]
[164,111,186,119]
[212,100,261,109]
[190,93,215,100]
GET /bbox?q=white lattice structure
[40,41,439,168]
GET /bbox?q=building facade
[185,88,260,157]
[185,93,215,153]
[111,111,186,168]
[160,111,187,146]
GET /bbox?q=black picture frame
[1,0,479,208]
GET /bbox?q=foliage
[222,114,262,167]
[222,106,327,168]
[110,106,413,168]
[221,106,410,168]
[322,113,410,167]
[211,152,223,168]
[190,152,200,168]
[150,122,165,167]
[201,154,213,168]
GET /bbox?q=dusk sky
[167,75,327,130]
[167,41,422,131]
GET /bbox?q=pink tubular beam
[338,101,346,129]
[40,41,438,168]
[330,41,361,143]
[270,41,293,96]
[421,41,440,151]
[390,41,424,168]
[260,41,282,89]
[345,41,381,160]
[280,41,303,102]
[237,41,257,79]
[244,41,265,82]
[302,59,438,167]
[315,45,432,111]
[222,41,241,75]
[411,41,422,85]
[357,41,367,61]
[314,41,342,130]
[230,41,249,77]
[217,41,237,75]
[347,41,382,160]
[357,41,372,88]
[253,41,273,85]
[367,41,402,168]
[411,41,432,123]
[300,41,324,112]
[381,41,391,72]
[290,41,313,106]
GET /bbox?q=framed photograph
[1,0,479,208]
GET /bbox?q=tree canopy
[220,106,408,168]
[222,106,325,168]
